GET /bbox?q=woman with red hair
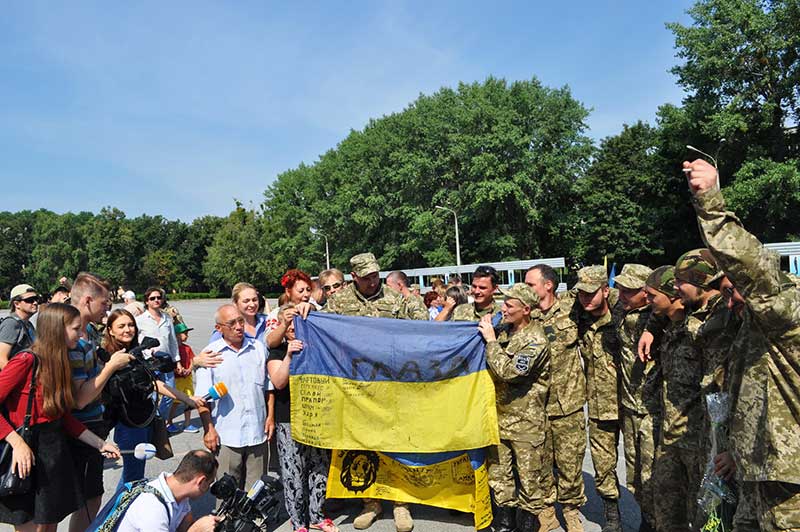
[266,269,314,348]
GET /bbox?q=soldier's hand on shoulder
[477,314,496,342]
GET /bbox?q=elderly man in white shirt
[115,450,219,532]
[196,303,273,491]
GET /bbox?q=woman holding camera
[104,309,204,486]
[0,303,120,532]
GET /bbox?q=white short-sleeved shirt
[195,337,269,448]
[136,310,180,362]
[116,472,191,532]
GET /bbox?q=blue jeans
[114,422,152,489]
[157,371,175,422]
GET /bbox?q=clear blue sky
[1,1,693,221]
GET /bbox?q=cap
[123,290,135,300]
[410,283,420,291]
[614,264,653,290]
[674,248,722,288]
[350,253,380,277]
[500,283,539,308]
[646,266,678,298]
[10,284,37,301]
[174,322,194,334]
[574,265,607,293]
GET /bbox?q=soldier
[448,265,502,322]
[685,159,800,532]
[525,264,586,532]
[612,264,660,532]
[574,265,623,532]
[385,270,427,312]
[323,252,426,532]
[477,283,554,532]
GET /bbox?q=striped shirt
[69,323,104,423]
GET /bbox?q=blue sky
[1,1,693,221]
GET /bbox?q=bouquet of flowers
[698,392,736,532]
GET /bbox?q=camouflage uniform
[575,266,621,503]
[693,188,800,532]
[452,300,502,322]
[485,285,554,516]
[536,291,587,512]
[613,264,661,526]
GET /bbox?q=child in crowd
[167,322,200,433]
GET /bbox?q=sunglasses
[322,282,343,292]
[20,296,39,304]
[148,295,163,301]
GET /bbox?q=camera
[98,336,177,427]
[211,473,282,532]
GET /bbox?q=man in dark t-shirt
[0,284,38,369]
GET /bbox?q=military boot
[516,510,537,532]
[393,503,414,532]
[601,498,622,532]
[491,505,517,532]
[353,499,382,530]
[537,506,559,531]
[563,507,584,532]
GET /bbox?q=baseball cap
[10,284,37,301]
[615,264,653,290]
[350,253,380,277]
[174,323,194,334]
[574,266,607,293]
[500,283,539,308]
[674,248,722,288]
[646,266,678,297]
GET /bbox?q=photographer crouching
[97,450,221,532]
[101,309,206,486]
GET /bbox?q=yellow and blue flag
[290,313,499,452]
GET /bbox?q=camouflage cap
[500,283,539,308]
[409,283,420,291]
[574,265,607,293]
[614,264,653,290]
[350,252,380,277]
[674,248,722,288]
[646,265,678,298]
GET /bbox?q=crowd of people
[0,158,797,532]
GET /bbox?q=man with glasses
[0,284,39,369]
[317,268,346,307]
[449,265,502,322]
[196,304,271,493]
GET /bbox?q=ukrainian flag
[290,313,500,452]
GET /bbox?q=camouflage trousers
[621,407,659,523]
[653,444,702,532]
[751,481,800,532]
[587,417,620,500]
[732,480,760,532]
[545,409,587,509]
[488,438,555,514]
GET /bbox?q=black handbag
[0,355,38,497]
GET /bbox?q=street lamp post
[310,227,330,270]
[435,205,461,267]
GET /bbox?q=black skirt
[0,419,84,525]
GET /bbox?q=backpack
[87,479,171,532]
[0,315,34,362]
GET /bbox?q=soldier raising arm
[685,158,800,531]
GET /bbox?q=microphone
[203,382,229,402]
[116,443,156,460]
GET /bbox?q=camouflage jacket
[485,319,550,445]
[659,318,703,450]
[452,300,503,322]
[613,302,660,416]
[694,188,800,483]
[693,295,740,396]
[578,308,619,421]
[323,283,427,320]
[534,292,586,417]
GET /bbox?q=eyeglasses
[322,282,343,292]
[217,318,245,328]
[20,296,39,304]
[148,295,163,301]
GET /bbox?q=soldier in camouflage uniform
[525,264,587,532]
[477,283,554,532]
[451,265,503,322]
[613,264,661,532]
[575,265,623,532]
[686,159,800,532]
[322,253,427,532]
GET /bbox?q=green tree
[85,207,136,287]
[27,210,91,291]
[0,211,35,295]
[141,249,189,291]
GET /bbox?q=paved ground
[5,299,641,531]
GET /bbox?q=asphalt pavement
[2,298,641,531]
